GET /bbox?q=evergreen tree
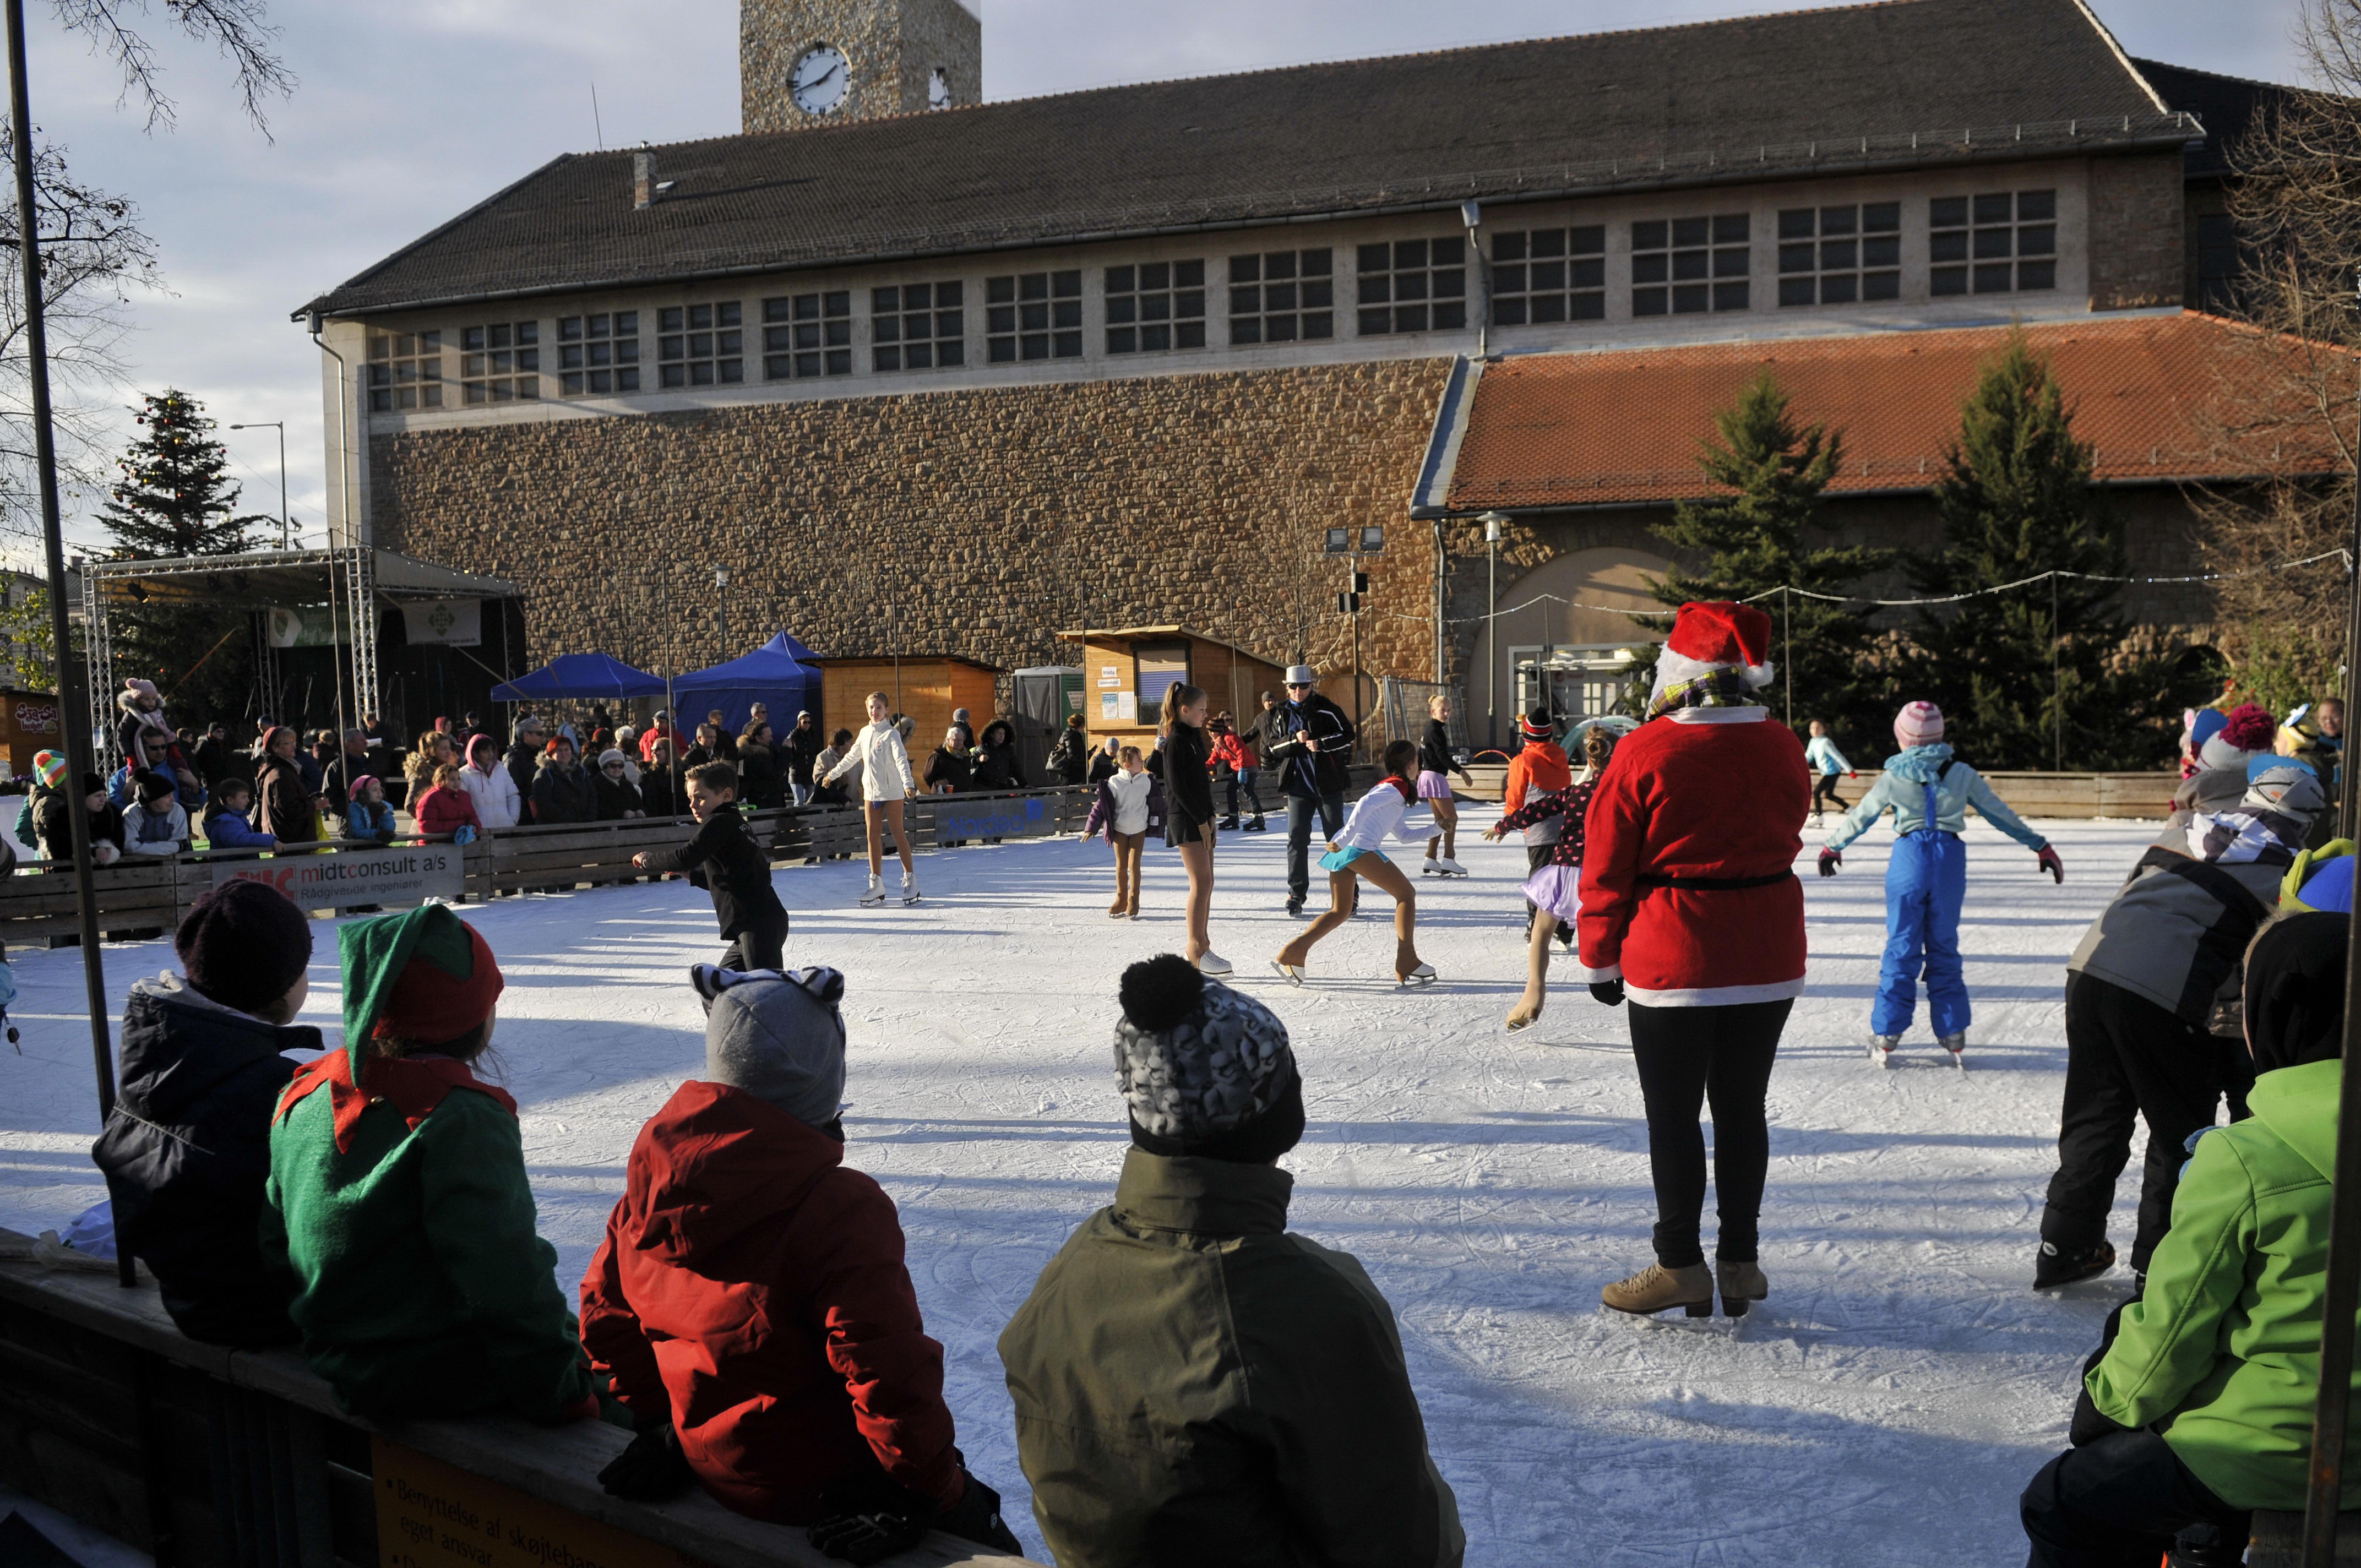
[1644,372,1893,734]
[1906,334,2194,771]
[97,389,266,726]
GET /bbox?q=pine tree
[97,389,266,726]
[99,389,266,557]
[1645,372,1893,734]
[1907,334,2190,770]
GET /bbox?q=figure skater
[1272,739,1437,987]
[819,691,920,906]
[1485,721,1618,1031]
[1417,693,1477,877]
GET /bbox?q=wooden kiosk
[814,655,1000,745]
[1058,625,1288,753]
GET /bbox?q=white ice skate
[1194,951,1234,976]
[858,874,886,906]
[901,875,922,906]
[1397,963,1438,989]
[1939,1033,1966,1071]
[1271,959,1306,986]
[1430,857,1469,878]
[1868,1034,1898,1069]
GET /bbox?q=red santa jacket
[579,1080,964,1522]
[1576,709,1809,1005]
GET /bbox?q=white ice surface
[0,813,2172,1566]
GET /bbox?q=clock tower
[741,0,981,134]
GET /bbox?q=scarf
[274,1049,516,1155]
[1647,667,1761,721]
[1382,775,1414,801]
[2186,807,2306,867]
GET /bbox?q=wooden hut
[1057,626,1288,753]
[814,656,1000,748]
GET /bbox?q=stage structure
[74,547,519,760]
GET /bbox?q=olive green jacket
[998,1148,1464,1568]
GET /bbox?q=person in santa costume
[1819,700,2063,1068]
[1577,600,1808,1320]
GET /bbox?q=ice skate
[2033,1239,2116,1291]
[1107,900,1127,918]
[858,874,886,906]
[1245,816,1267,831]
[1868,1033,1898,1069]
[1938,1032,1966,1070]
[1285,896,1305,917]
[1715,1259,1769,1317]
[1218,815,1240,831]
[1270,959,1305,986]
[1505,996,1544,1033]
[900,875,922,906]
[1194,951,1233,976]
[1424,856,1467,878]
[1396,962,1437,989]
[1601,1261,1714,1319]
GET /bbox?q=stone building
[298,0,2296,744]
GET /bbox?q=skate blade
[1270,960,1305,987]
[1505,1011,1542,1034]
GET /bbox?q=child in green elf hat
[259,903,593,1422]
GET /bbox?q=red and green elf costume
[259,903,592,1420]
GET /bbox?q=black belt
[1634,872,1797,891]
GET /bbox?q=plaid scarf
[2186,808,2305,867]
[1647,667,1761,721]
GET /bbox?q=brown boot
[1716,1259,1769,1317]
[1601,1262,1713,1318]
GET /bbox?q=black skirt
[1167,814,1209,848]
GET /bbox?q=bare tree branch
[47,0,293,135]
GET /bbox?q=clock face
[790,45,849,115]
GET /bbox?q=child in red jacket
[410,763,481,840]
[580,964,1021,1562]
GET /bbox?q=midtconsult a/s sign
[212,845,465,905]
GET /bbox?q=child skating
[1818,700,2064,1067]
[820,690,920,906]
[632,761,790,971]
[1804,720,1854,825]
[1272,739,1437,988]
[1417,693,1477,877]
[1484,721,1618,1031]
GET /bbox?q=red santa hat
[1652,601,1777,695]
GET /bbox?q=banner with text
[401,598,483,647]
[211,845,464,905]
[265,607,345,647]
[917,792,1060,843]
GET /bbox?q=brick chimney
[633,146,655,209]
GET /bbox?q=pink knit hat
[1894,701,1945,748]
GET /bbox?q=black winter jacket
[973,737,1024,791]
[1047,726,1089,785]
[783,724,823,787]
[503,742,542,821]
[90,977,311,1345]
[925,747,973,794]
[735,742,782,809]
[531,756,597,824]
[640,763,684,819]
[1158,722,1216,829]
[639,802,785,938]
[592,770,644,820]
[255,754,315,844]
[35,782,126,863]
[1265,693,1355,799]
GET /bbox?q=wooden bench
[0,1231,1037,1568]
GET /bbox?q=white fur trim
[1666,707,1767,725]
[1628,977,1807,1007]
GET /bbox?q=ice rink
[0,810,2173,1565]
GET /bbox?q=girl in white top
[820,691,920,905]
[1273,738,1437,987]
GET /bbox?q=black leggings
[721,914,788,974]
[1811,774,1845,813]
[1628,998,1792,1267]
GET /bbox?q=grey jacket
[2166,765,2251,832]
[2068,845,2284,1027]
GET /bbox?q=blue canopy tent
[490,652,670,703]
[672,632,825,737]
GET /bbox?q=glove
[935,1471,1023,1555]
[2036,845,2064,884]
[807,1474,936,1566]
[1588,978,1624,1007]
[596,1424,696,1501]
[1817,847,1841,877]
[1848,771,1858,779]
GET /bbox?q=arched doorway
[1473,545,1671,748]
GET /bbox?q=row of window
[363,192,2061,409]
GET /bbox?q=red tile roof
[1441,312,2337,512]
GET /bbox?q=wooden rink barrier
[0,787,1097,941]
[1454,765,2182,820]
[0,1231,1039,1567]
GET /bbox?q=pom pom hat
[1115,954,1303,1163]
[1651,601,1776,698]
[32,750,64,788]
[177,880,312,1015]
[2200,703,2278,770]
[1894,701,1945,749]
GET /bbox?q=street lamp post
[229,421,289,548]
[714,565,730,658]
[1482,513,1504,750]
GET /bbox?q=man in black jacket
[784,710,823,805]
[1264,666,1356,916]
[91,882,313,1346]
[634,761,790,969]
[504,715,547,821]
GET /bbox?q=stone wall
[369,358,1455,716]
[2088,151,2185,312]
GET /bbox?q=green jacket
[998,1149,1464,1568]
[260,1082,591,1421]
[2086,1057,2361,1509]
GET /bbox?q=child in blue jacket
[1818,701,2064,1066]
[204,778,278,852]
[342,775,397,845]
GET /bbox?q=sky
[8,0,2318,563]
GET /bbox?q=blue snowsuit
[1825,743,2050,1039]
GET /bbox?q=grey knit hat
[691,964,847,1130]
[1115,955,1298,1152]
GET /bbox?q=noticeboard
[372,1437,709,1568]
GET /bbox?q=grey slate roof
[300,0,2194,319]
[2131,57,2300,179]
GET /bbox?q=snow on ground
[0,812,2173,1565]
